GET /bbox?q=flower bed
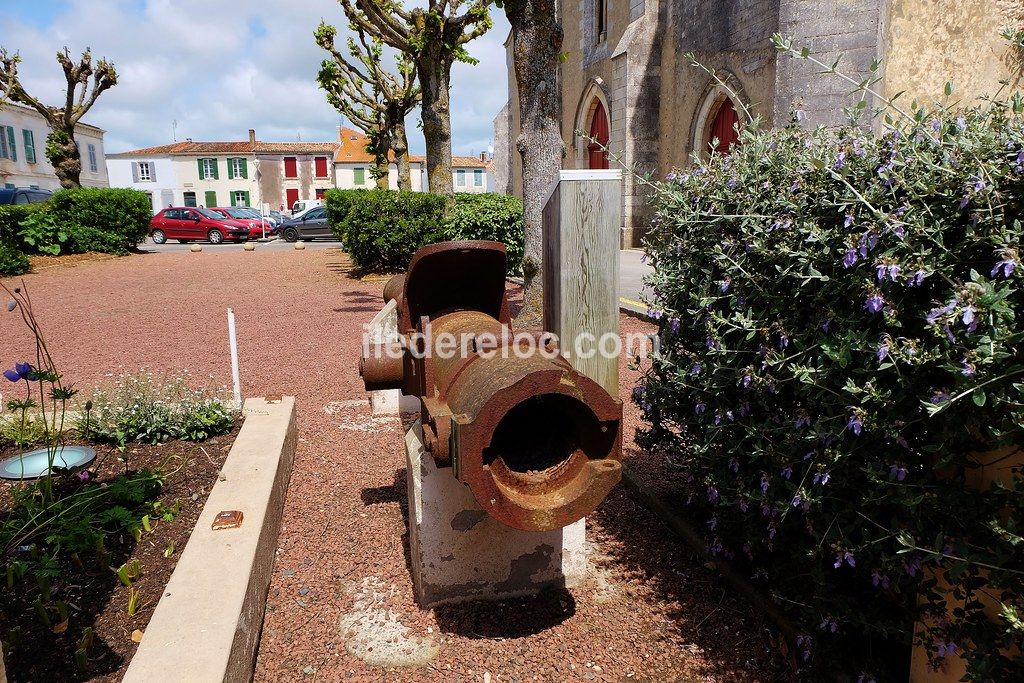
[637,96,1024,678]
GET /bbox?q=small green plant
[74,626,94,671]
[126,586,141,617]
[116,558,140,587]
[163,540,176,558]
[16,209,66,255]
[78,371,237,448]
[0,239,29,276]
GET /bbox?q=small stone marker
[211,510,244,530]
[244,242,256,251]
[131,629,144,643]
[294,242,306,250]
[190,244,202,253]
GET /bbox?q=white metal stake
[227,308,242,408]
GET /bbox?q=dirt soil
[2,247,790,682]
[0,425,237,681]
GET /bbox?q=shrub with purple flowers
[636,56,1024,678]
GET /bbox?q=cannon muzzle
[360,241,623,532]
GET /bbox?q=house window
[456,169,466,187]
[22,130,36,164]
[353,167,365,186]
[314,156,328,178]
[200,158,218,180]
[87,144,98,172]
[596,0,607,42]
[284,156,298,178]
[473,169,483,187]
[138,162,152,181]
[315,188,326,199]
[234,190,249,207]
[183,191,197,207]
[229,158,246,179]
[1,126,16,161]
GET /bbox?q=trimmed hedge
[0,188,151,257]
[0,239,29,276]
[325,189,525,274]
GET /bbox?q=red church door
[587,102,610,170]
[710,99,740,155]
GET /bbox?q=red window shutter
[587,102,610,170]
[284,157,298,178]
[314,156,328,178]
[286,188,299,208]
[710,100,740,155]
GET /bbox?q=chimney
[248,129,256,144]
[480,152,487,162]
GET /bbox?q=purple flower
[725,410,734,422]
[690,364,702,376]
[760,475,770,494]
[707,516,718,530]
[781,466,793,480]
[818,617,839,633]
[77,470,91,482]
[833,152,846,171]
[3,369,21,383]
[738,500,748,512]
[834,550,856,568]
[961,358,975,376]
[729,457,740,473]
[794,110,806,123]
[738,401,751,417]
[791,493,803,507]
[695,402,706,415]
[843,249,858,268]
[937,641,958,658]
[795,414,810,429]
[991,252,1018,278]
[871,570,890,589]
[962,305,975,327]
[865,294,885,313]
[707,485,719,503]
[844,214,855,228]
[669,318,681,334]
[742,373,752,388]
[847,414,863,436]
[789,178,801,193]
[719,278,731,293]
[930,391,950,404]
[877,342,890,362]
[4,362,31,383]
[821,319,831,333]
[904,556,922,577]
[889,463,908,481]
[632,386,645,400]
[647,309,663,320]
[926,299,958,325]
[907,269,926,286]
[813,471,830,486]
[956,116,967,131]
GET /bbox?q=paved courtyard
[1,251,781,681]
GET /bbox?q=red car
[208,207,273,239]
[149,207,250,245]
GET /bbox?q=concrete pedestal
[405,420,587,608]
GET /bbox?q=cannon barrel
[360,241,623,532]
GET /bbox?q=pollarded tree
[0,47,118,189]
[499,0,564,326]
[316,22,420,190]
[338,0,492,197]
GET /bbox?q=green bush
[441,193,524,274]
[330,189,447,272]
[0,239,30,276]
[327,189,524,274]
[48,188,152,255]
[637,103,1024,678]
[0,205,44,247]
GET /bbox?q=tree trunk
[416,55,454,197]
[47,127,82,189]
[393,121,412,191]
[374,157,390,189]
[506,0,564,328]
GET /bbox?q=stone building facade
[495,0,1024,247]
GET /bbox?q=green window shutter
[243,190,251,206]
[7,127,16,162]
[197,159,205,178]
[22,130,35,164]
[240,158,248,179]
[205,190,217,207]
[354,167,365,185]
[227,158,235,179]
[211,158,219,180]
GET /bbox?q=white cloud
[2,0,510,157]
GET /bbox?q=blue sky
[0,0,510,156]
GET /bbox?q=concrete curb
[123,397,297,683]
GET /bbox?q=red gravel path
[1,250,786,682]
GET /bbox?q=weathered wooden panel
[542,170,622,395]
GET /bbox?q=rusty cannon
[360,240,623,532]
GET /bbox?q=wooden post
[542,169,622,395]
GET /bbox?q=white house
[105,148,178,212]
[0,102,108,190]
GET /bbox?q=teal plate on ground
[0,446,96,480]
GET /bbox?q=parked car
[149,207,250,244]
[278,206,332,242]
[208,207,276,238]
[291,198,323,215]
[0,187,53,205]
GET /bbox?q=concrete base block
[405,420,587,608]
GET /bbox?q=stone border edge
[121,396,297,683]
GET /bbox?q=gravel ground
[1,250,788,682]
